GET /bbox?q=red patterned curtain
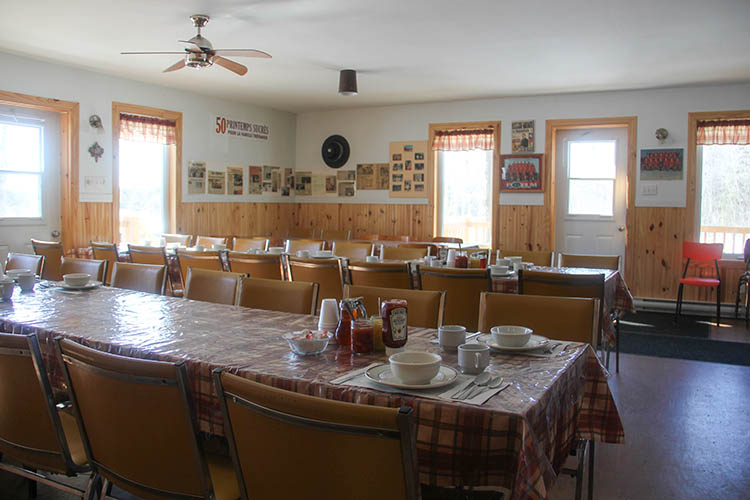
[696,119,750,145]
[119,113,177,145]
[432,128,495,151]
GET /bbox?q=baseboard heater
[633,297,734,317]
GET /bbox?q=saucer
[55,281,103,291]
[365,364,458,390]
[477,334,550,352]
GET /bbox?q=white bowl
[283,330,333,355]
[5,269,32,278]
[491,326,533,347]
[389,351,442,385]
[63,273,91,287]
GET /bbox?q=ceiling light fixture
[338,69,358,96]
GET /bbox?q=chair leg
[675,284,684,320]
[745,285,749,328]
[587,440,595,500]
[716,284,721,326]
[574,440,584,500]
[736,281,743,319]
[615,317,620,373]
[605,344,610,370]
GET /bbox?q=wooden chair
[232,237,269,253]
[559,253,620,271]
[382,246,429,261]
[287,227,318,239]
[31,239,63,281]
[5,252,44,276]
[226,252,284,280]
[238,277,318,315]
[676,242,723,325]
[91,241,119,285]
[0,333,94,498]
[110,262,167,295]
[213,370,419,500]
[285,255,343,314]
[55,338,240,500]
[344,284,446,328]
[285,239,326,254]
[735,239,750,328]
[320,228,352,241]
[398,243,439,257]
[345,261,413,289]
[332,241,373,260]
[184,268,243,305]
[175,249,224,288]
[417,266,492,331]
[161,233,192,246]
[498,249,554,267]
[61,257,106,283]
[195,235,228,249]
[478,292,598,343]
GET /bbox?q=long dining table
[0,284,624,500]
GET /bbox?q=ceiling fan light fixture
[338,69,358,96]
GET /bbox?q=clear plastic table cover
[0,285,623,500]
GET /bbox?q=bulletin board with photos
[389,140,428,198]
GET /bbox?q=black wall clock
[321,134,350,168]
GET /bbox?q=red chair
[675,242,723,324]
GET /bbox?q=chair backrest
[432,236,463,244]
[184,268,242,305]
[287,227,318,239]
[226,252,283,280]
[744,239,750,270]
[683,241,723,261]
[285,239,326,254]
[478,292,598,344]
[344,284,445,328]
[559,253,620,271]
[31,239,63,281]
[382,246,429,261]
[61,258,106,283]
[161,233,192,246]
[285,256,343,314]
[238,277,318,315]
[214,371,419,500]
[232,237,269,253]
[90,241,119,285]
[499,249,554,267]
[110,262,167,295]
[176,250,223,286]
[56,338,215,499]
[320,229,351,240]
[332,241,373,260]
[398,243,439,257]
[0,333,82,475]
[346,261,413,289]
[5,252,44,276]
[195,236,228,249]
[128,245,168,267]
[417,266,492,331]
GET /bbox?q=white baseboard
[634,297,731,316]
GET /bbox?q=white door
[0,106,61,255]
[554,127,627,268]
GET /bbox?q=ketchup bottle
[381,299,408,353]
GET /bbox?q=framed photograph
[511,120,535,153]
[500,154,543,192]
[640,148,683,180]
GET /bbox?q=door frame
[112,102,182,243]
[0,90,79,251]
[545,116,637,272]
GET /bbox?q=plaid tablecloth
[0,286,623,500]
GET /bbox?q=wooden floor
[2,352,749,500]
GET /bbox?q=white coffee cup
[496,257,511,267]
[446,249,457,267]
[490,265,510,276]
[16,271,35,292]
[0,276,14,301]
[365,255,378,263]
[458,343,490,374]
[438,325,467,352]
[297,250,311,258]
[318,298,340,331]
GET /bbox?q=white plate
[491,271,515,278]
[365,364,458,390]
[478,334,550,352]
[54,281,103,291]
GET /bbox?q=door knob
[51,230,61,238]
[617,226,626,232]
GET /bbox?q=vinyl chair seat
[206,454,241,500]
[58,410,87,467]
[679,276,720,287]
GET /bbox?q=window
[0,121,43,218]
[567,140,616,217]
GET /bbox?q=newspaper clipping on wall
[187,161,206,194]
[227,167,243,195]
[207,170,226,195]
[512,121,535,152]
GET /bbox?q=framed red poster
[500,154,543,192]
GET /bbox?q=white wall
[295,83,750,206]
[0,51,297,206]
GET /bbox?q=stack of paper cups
[446,249,457,267]
[318,298,339,331]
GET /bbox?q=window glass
[0,122,43,218]
[568,179,614,216]
[569,141,616,179]
[119,139,167,243]
[567,140,616,217]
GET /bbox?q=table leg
[587,440,595,500]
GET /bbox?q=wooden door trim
[545,116,637,275]
[111,102,182,243]
[427,121,501,248]
[0,90,79,251]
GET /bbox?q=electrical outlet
[641,183,657,196]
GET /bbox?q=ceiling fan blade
[163,59,186,73]
[213,49,272,59]
[178,39,204,51]
[121,51,186,55]
[213,56,248,76]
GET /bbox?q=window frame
[0,118,45,223]
[565,139,617,219]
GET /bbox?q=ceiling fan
[121,14,271,76]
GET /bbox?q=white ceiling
[3,0,749,113]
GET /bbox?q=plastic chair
[5,252,44,276]
[285,255,343,314]
[175,249,223,289]
[110,262,167,295]
[417,266,492,332]
[31,239,63,281]
[90,241,120,285]
[735,239,750,328]
[676,242,723,325]
[345,261,413,289]
[226,252,283,280]
[60,258,106,283]
[184,268,243,305]
[238,277,318,315]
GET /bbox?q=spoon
[451,371,490,399]
[466,375,504,399]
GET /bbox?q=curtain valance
[432,128,495,151]
[119,113,177,145]
[696,119,750,145]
